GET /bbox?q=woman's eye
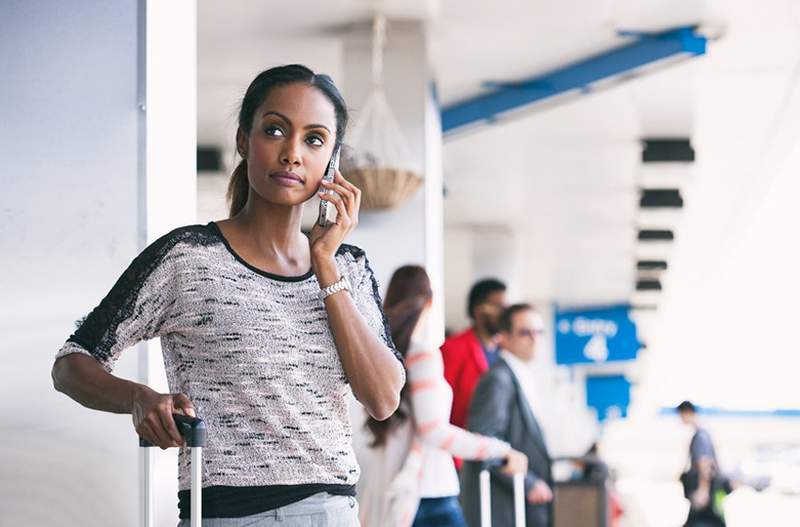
[307,135,324,147]
[265,126,284,137]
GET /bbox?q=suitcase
[479,467,526,527]
[139,413,207,527]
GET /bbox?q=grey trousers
[177,492,360,527]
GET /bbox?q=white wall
[0,2,142,525]
[0,2,197,525]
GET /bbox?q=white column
[140,1,197,526]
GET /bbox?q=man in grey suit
[461,304,553,527]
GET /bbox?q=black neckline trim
[206,221,315,282]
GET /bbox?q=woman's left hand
[310,169,361,260]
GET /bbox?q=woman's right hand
[131,384,195,449]
[501,448,528,475]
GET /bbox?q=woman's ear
[236,128,248,159]
[425,297,433,309]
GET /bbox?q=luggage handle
[480,461,526,527]
[139,413,205,527]
[138,413,207,448]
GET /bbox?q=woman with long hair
[51,64,404,525]
[362,265,527,527]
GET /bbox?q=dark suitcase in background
[552,456,609,527]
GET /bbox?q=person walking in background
[362,266,527,527]
[461,304,553,527]
[678,401,730,527]
[51,64,404,525]
[440,279,507,469]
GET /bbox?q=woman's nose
[280,139,302,167]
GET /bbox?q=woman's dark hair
[365,265,433,447]
[227,64,349,217]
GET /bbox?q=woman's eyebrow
[261,111,331,133]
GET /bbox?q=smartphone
[317,145,341,227]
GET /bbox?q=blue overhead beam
[441,26,707,134]
[659,407,800,419]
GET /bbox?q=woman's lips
[269,171,304,186]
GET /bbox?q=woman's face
[239,83,338,208]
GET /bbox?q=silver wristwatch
[319,275,352,300]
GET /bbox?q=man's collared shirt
[482,341,500,367]
[500,350,538,410]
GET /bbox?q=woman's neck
[233,199,307,259]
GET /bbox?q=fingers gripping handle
[139,413,207,448]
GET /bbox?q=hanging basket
[345,166,423,210]
[344,14,423,211]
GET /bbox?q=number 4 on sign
[583,333,609,363]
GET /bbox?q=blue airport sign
[555,305,640,365]
[586,375,632,422]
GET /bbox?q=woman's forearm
[52,353,143,414]
[313,254,403,420]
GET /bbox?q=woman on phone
[362,266,527,527]
[51,64,404,525]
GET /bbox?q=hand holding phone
[317,146,341,227]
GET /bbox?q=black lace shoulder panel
[68,224,220,363]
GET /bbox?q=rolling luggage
[139,413,207,527]
[478,467,526,527]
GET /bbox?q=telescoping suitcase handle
[138,413,207,448]
[139,414,206,527]
[479,460,526,527]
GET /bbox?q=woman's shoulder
[335,243,373,280]
[335,243,367,261]
[152,222,220,245]
[146,222,220,251]
[135,222,222,268]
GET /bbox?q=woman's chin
[257,187,315,207]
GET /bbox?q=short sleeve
[336,244,402,365]
[55,228,189,372]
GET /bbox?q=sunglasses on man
[513,327,545,338]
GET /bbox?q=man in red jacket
[440,278,508,468]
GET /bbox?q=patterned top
[56,222,401,491]
[406,341,510,497]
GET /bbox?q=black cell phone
[317,145,341,227]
